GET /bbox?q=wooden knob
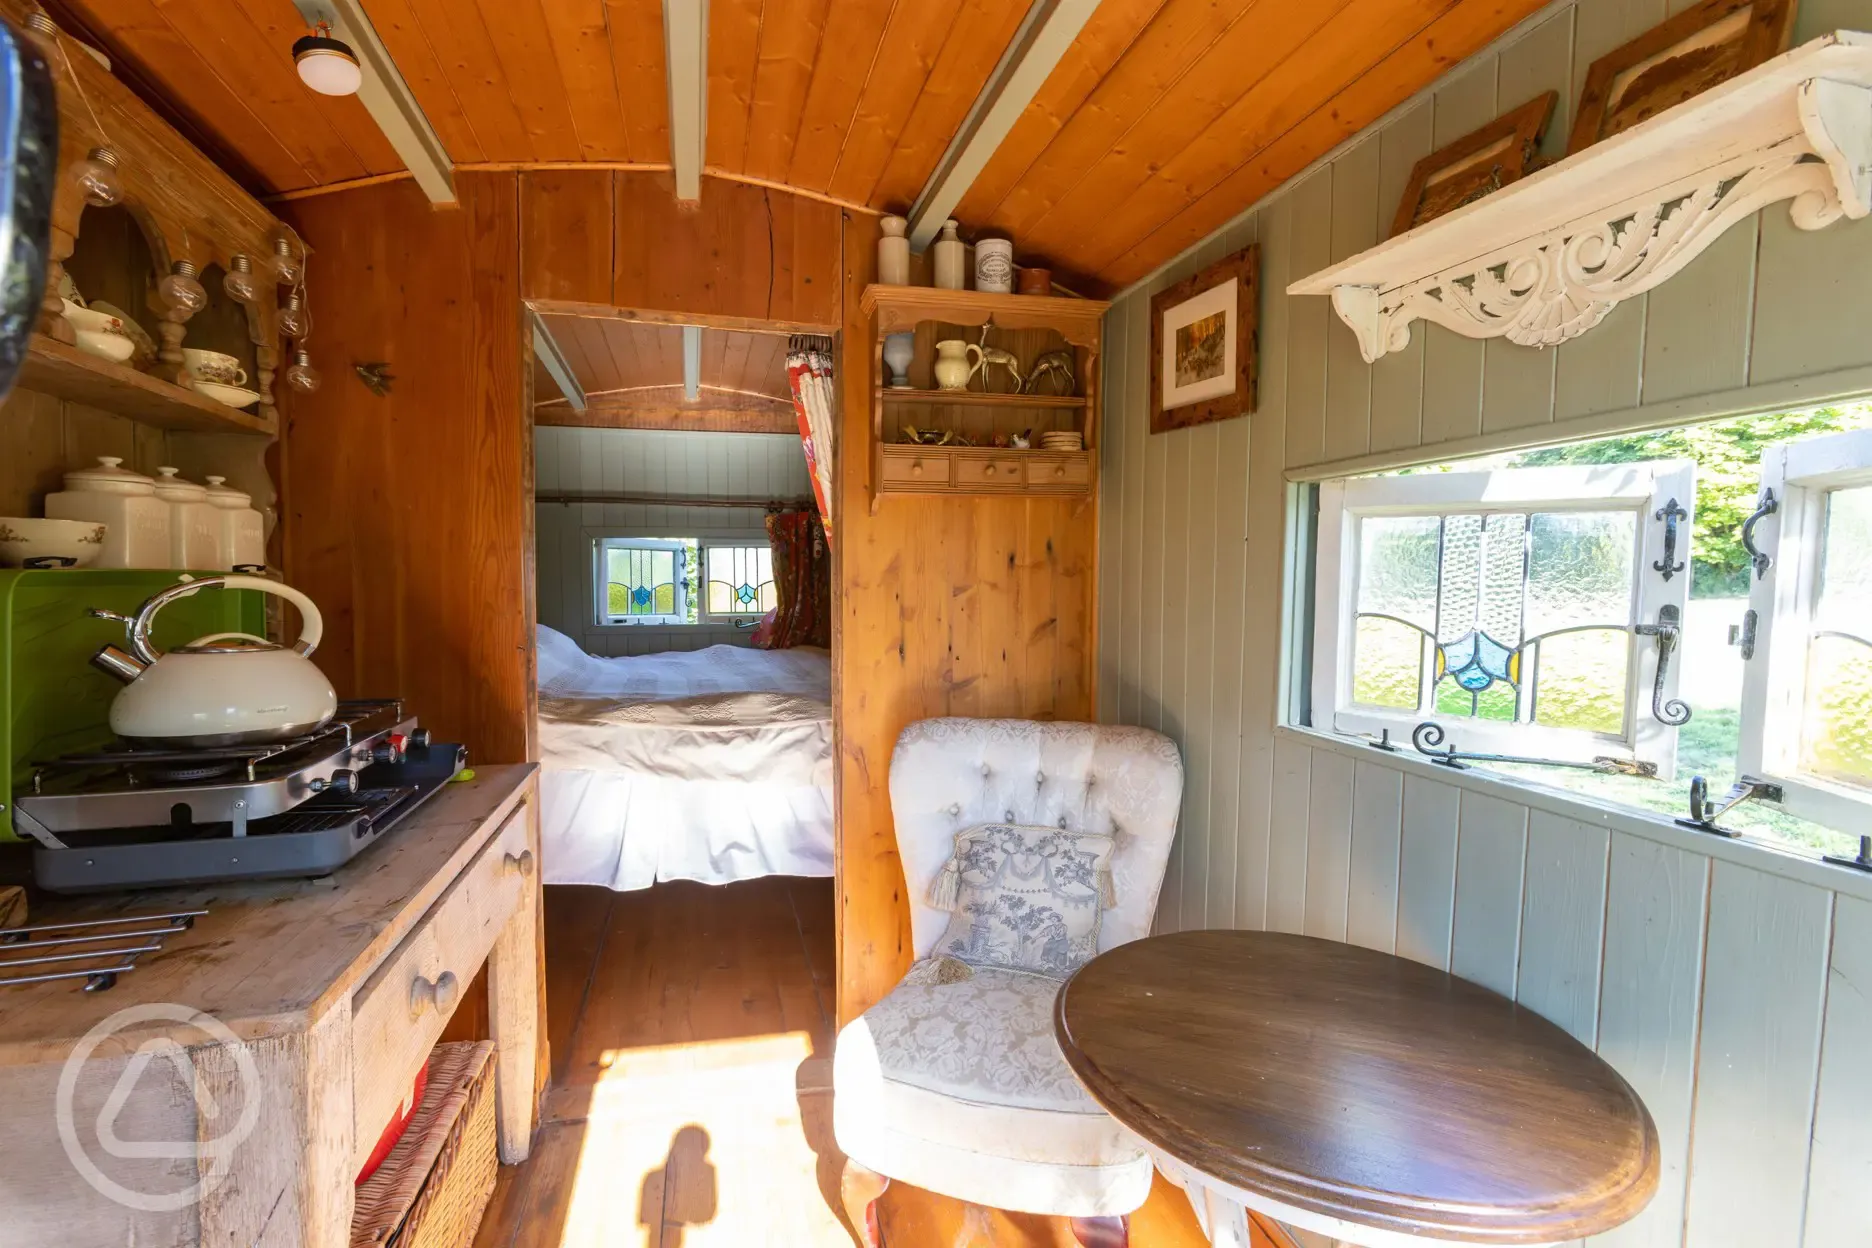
[410,969,461,1018]
[985,464,998,476]
[911,461,923,476]
[505,849,535,877]
[1055,465,1066,477]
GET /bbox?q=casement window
[594,535,773,627]
[1739,428,1872,829]
[1312,460,1697,775]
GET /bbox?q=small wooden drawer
[955,455,1027,488]
[879,448,953,487]
[350,804,532,1171]
[1025,454,1090,490]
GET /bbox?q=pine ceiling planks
[541,316,791,402]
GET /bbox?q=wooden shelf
[16,334,273,435]
[1287,31,1872,362]
[860,284,1109,342]
[880,388,1086,408]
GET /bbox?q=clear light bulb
[222,254,258,304]
[271,236,302,285]
[278,292,310,339]
[73,147,122,207]
[159,260,207,314]
[284,350,322,394]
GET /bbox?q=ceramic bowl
[72,328,136,363]
[193,381,262,409]
[61,298,124,335]
[0,517,108,569]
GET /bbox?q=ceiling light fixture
[292,21,361,96]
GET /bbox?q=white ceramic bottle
[152,467,224,570]
[877,215,910,285]
[203,476,266,571]
[44,457,171,568]
[932,219,966,290]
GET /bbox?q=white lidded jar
[202,476,266,571]
[152,468,224,570]
[45,456,171,568]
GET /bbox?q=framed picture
[1568,0,1796,153]
[1150,244,1258,434]
[1389,91,1556,239]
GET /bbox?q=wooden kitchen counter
[0,763,541,1248]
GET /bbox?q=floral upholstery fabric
[929,824,1112,977]
[861,967,1102,1113]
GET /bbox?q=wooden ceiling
[540,316,792,403]
[52,0,1548,290]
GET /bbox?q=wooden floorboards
[473,877,1221,1247]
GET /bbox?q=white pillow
[535,625,590,696]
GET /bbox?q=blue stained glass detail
[736,583,756,605]
[1439,630,1517,692]
[631,586,652,607]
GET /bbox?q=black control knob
[409,728,431,750]
[326,768,358,796]
[371,739,403,765]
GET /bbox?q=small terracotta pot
[1016,267,1052,296]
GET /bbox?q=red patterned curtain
[786,335,835,548]
[753,509,831,649]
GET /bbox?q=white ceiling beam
[906,0,1100,251]
[292,0,455,204]
[664,0,709,203]
[682,325,702,401]
[531,311,588,411]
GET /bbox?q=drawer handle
[505,849,535,877]
[1054,465,1066,477]
[911,461,923,476]
[410,970,461,1018]
[984,464,997,476]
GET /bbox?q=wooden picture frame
[1149,245,1258,434]
[1567,0,1797,154]
[1389,92,1557,239]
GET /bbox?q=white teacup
[182,348,247,387]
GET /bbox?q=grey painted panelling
[533,427,808,654]
[1096,4,1872,1242]
[1804,895,1872,1247]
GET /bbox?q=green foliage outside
[1511,405,1872,596]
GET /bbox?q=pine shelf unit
[859,285,1109,505]
[19,334,273,435]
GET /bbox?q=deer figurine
[966,321,1024,392]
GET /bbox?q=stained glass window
[600,539,693,623]
[705,544,777,617]
[1351,508,1637,734]
[1800,484,1872,787]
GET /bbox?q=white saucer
[193,381,262,409]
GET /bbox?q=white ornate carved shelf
[1289,31,1872,363]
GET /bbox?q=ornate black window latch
[1677,775,1782,837]
[1742,487,1778,580]
[1399,722,1657,776]
[1652,498,1687,581]
[1634,605,1692,726]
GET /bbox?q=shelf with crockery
[19,333,273,435]
[860,285,1108,504]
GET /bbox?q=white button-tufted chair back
[890,718,1184,961]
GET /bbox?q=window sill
[1274,724,1872,902]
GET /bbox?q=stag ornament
[967,321,1024,392]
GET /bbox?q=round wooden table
[1055,931,1659,1248]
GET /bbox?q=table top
[0,764,535,1063]
[1055,931,1659,1244]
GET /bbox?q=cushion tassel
[1098,865,1117,909]
[927,859,962,911]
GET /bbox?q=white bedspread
[534,627,835,890]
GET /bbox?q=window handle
[1652,498,1687,581]
[1742,487,1778,580]
[1634,604,1692,726]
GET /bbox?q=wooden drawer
[879,447,952,487]
[350,804,531,1169]
[1025,453,1090,490]
[954,455,1026,488]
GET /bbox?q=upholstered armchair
[833,718,1184,1247]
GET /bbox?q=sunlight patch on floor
[555,1030,844,1247]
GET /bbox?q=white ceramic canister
[203,476,266,571]
[973,237,1014,294]
[932,219,965,290]
[877,215,910,285]
[152,468,224,570]
[44,456,171,568]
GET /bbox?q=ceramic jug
[933,340,972,391]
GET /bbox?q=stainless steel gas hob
[12,700,466,893]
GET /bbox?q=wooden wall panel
[520,170,617,304]
[834,215,1099,1024]
[281,174,530,763]
[1094,9,1872,1243]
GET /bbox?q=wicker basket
[351,1041,500,1248]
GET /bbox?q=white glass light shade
[293,38,361,96]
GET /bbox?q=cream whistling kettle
[89,575,338,747]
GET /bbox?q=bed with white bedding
[535,625,834,890]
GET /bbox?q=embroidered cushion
[927,823,1114,978]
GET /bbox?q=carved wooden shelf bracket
[1290,32,1872,363]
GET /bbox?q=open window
[596,537,693,625]
[1313,460,1696,775]
[1739,428,1872,829]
